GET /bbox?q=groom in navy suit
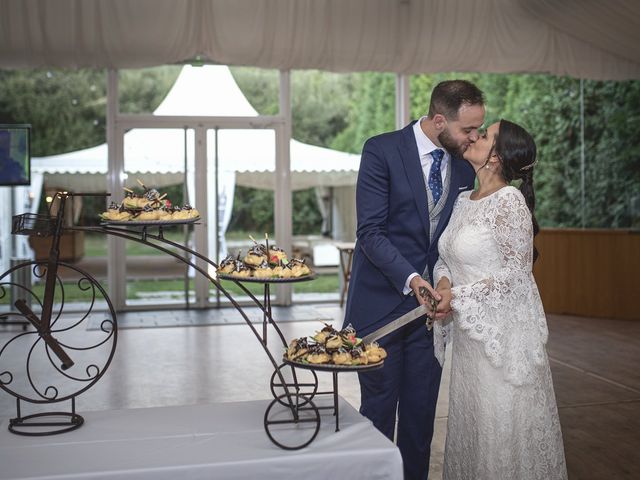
[344,80,485,479]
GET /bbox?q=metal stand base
[9,412,84,436]
[9,399,84,436]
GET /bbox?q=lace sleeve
[432,257,453,367]
[450,189,549,385]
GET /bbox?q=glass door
[206,128,277,306]
[121,127,196,308]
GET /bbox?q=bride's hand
[435,279,453,320]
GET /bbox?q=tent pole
[275,70,292,306]
[214,127,220,308]
[106,69,126,311]
[395,74,410,130]
[183,127,190,308]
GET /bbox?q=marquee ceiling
[1,0,639,80]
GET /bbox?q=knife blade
[362,303,431,344]
[361,286,438,344]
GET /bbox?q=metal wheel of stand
[263,394,321,450]
[0,260,118,436]
[269,362,318,407]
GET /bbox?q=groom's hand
[410,276,440,305]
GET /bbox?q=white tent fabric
[0,174,43,272]
[1,0,639,80]
[32,65,361,192]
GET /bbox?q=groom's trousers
[358,296,443,480]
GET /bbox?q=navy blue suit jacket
[344,122,475,333]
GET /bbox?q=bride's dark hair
[494,119,540,263]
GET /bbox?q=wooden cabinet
[28,230,85,262]
[533,229,639,320]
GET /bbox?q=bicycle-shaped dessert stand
[0,191,383,449]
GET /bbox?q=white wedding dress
[433,186,567,480]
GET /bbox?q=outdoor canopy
[1,0,639,81]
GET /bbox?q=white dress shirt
[403,118,450,294]
[413,116,449,185]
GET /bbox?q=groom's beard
[438,128,465,158]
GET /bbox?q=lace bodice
[433,186,548,386]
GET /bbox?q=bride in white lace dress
[432,120,567,479]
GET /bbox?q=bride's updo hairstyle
[494,119,540,262]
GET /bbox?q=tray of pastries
[217,236,313,281]
[283,323,387,371]
[100,179,200,225]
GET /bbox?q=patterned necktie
[428,149,444,204]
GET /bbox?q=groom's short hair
[428,80,484,120]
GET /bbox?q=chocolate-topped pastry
[157,206,173,221]
[364,342,387,363]
[101,202,131,221]
[268,245,288,264]
[286,337,309,361]
[144,188,160,201]
[325,334,342,350]
[350,346,369,365]
[272,260,293,278]
[332,347,351,365]
[173,204,200,220]
[289,258,312,277]
[339,323,359,348]
[244,244,267,266]
[184,206,199,218]
[218,254,236,274]
[313,323,339,344]
[307,345,331,364]
[136,203,158,221]
[253,260,274,278]
[233,261,251,278]
[123,192,143,209]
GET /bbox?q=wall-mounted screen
[0,124,31,186]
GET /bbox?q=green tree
[230,67,357,148]
[118,66,181,113]
[330,72,396,154]
[0,66,181,155]
[0,69,106,155]
[496,75,640,228]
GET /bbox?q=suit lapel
[430,156,473,245]
[399,123,430,239]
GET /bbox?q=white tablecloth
[0,397,403,479]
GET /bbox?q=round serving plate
[282,357,384,373]
[217,273,316,284]
[100,217,200,226]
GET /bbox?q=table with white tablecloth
[0,396,403,479]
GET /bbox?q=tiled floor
[0,307,638,479]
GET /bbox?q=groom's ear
[433,113,447,131]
